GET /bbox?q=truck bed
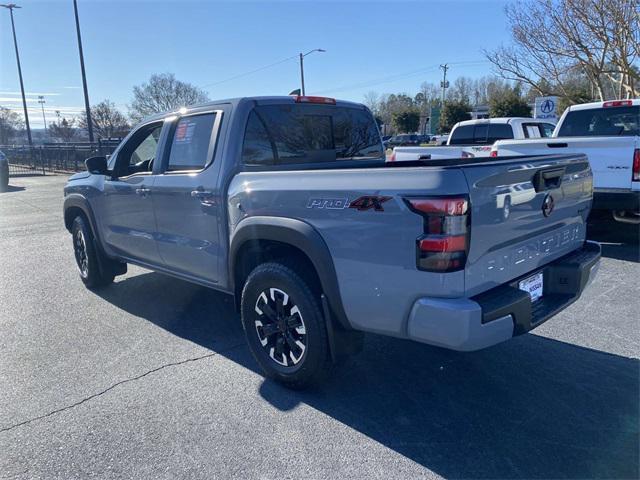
[230,153,592,337]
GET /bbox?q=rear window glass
[450,124,514,145]
[486,124,514,143]
[474,125,488,143]
[558,106,640,136]
[449,125,474,145]
[242,104,383,165]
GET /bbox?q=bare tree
[48,117,77,142]
[0,107,24,144]
[363,91,380,115]
[485,0,640,101]
[129,73,210,122]
[448,77,474,104]
[600,0,640,97]
[418,81,441,107]
[79,100,130,139]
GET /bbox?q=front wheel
[71,216,115,289]
[240,262,330,389]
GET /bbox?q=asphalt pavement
[1,175,638,479]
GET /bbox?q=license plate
[519,272,543,302]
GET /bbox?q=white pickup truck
[390,117,556,162]
[491,100,640,224]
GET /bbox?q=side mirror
[85,156,108,175]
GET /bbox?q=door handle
[191,189,213,198]
[135,187,151,196]
[191,189,216,206]
[533,167,565,192]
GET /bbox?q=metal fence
[1,140,121,176]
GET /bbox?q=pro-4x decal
[348,196,392,212]
[306,198,349,209]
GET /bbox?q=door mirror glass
[85,156,108,175]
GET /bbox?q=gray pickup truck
[63,95,601,388]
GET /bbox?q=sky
[0,0,512,128]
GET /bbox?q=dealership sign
[535,96,558,120]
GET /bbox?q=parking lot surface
[1,175,638,479]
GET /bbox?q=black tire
[240,262,330,389]
[71,215,115,289]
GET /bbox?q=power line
[311,60,489,96]
[312,66,441,95]
[200,54,299,89]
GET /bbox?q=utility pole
[299,53,305,96]
[73,0,93,142]
[298,49,325,96]
[38,95,47,129]
[1,3,32,146]
[439,64,449,108]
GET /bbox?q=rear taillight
[405,196,469,272]
[388,151,396,162]
[603,100,633,108]
[490,150,498,158]
[294,96,336,105]
[633,149,640,182]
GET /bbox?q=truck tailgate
[493,136,638,190]
[462,154,592,296]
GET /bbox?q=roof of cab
[566,99,640,112]
[140,96,366,124]
[454,117,546,127]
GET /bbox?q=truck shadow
[97,272,639,479]
[0,185,26,193]
[587,213,639,262]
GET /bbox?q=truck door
[151,110,225,284]
[101,121,164,265]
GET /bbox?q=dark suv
[384,134,421,149]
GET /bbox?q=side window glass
[541,123,555,137]
[242,111,276,165]
[131,130,161,165]
[524,124,542,138]
[167,113,216,171]
[115,123,162,177]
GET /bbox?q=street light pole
[299,53,305,96]
[38,95,47,129]
[1,3,32,146]
[299,49,325,96]
[73,0,93,142]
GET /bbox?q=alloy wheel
[254,287,307,367]
[74,229,89,277]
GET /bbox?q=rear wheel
[241,262,330,389]
[71,216,115,289]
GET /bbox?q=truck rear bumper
[406,241,601,351]
[593,188,640,211]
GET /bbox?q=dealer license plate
[519,272,543,302]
